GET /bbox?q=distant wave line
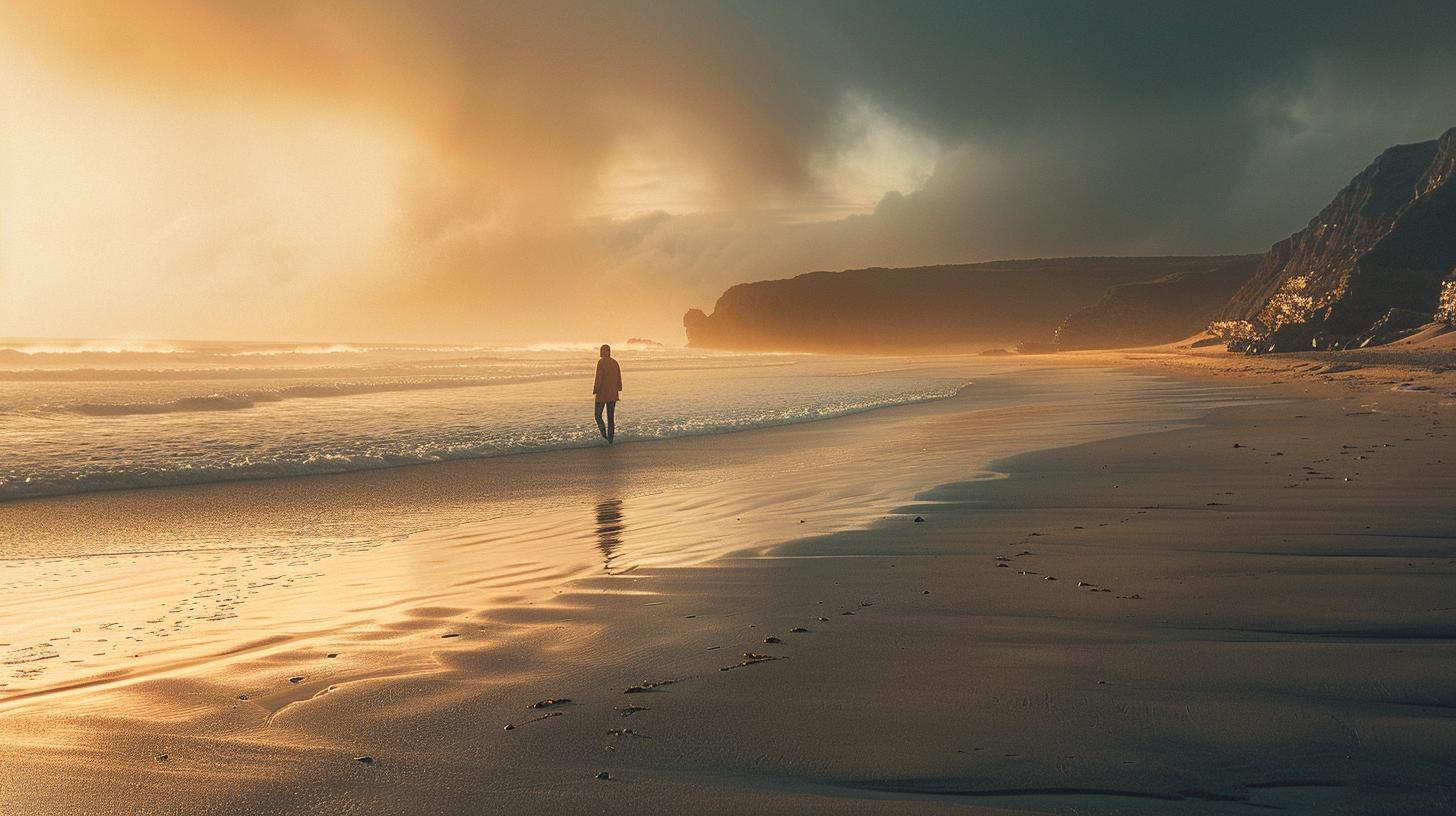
[0,340,685,358]
[0,359,802,383]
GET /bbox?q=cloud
[3,1,1456,342]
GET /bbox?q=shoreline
[0,362,1215,559]
[2,354,1453,814]
[0,365,1231,713]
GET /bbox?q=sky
[2,1,1455,344]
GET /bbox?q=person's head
[600,344,611,358]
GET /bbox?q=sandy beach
[8,4,1456,813]
[0,351,1451,815]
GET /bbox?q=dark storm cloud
[714,0,1456,255]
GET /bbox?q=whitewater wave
[219,343,496,357]
[41,374,581,417]
[0,383,966,501]
[0,340,187,356]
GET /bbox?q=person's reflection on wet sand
[594,499,624,572]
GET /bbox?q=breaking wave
[41,375,576,417]
[0,383,966,501]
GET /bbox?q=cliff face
[683,256,1257,353]
[1054,257,1261,350]
[1213,127,1456,352]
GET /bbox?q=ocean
[0,339,967,501]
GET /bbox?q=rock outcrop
[683,257,1256,353]
[1213,127,1456,352]
[1054,256,1261,350]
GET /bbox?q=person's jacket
[593,357,622,402]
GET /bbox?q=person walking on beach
[593,344,622,443]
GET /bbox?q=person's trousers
[595,401,616,440]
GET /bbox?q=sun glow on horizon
[0,6,946,346]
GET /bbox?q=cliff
[1054,256,1262,350]
[684,256,1257,353]
[1213,127,1456,352]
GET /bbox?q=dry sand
[1,352,1453,815]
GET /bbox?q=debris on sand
[720,652,783,672]
[353,755,374,765]
[789,627,809,633]
[614,705,649,717]
[596,771,611,780]
[913,516,925,523]
[528,698,572,709]
[624,678,683,694]
[505,711,565,730]
[763,636,782,644]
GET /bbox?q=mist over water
[0,339,965,500]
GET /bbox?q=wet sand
[2,356,1454,814]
